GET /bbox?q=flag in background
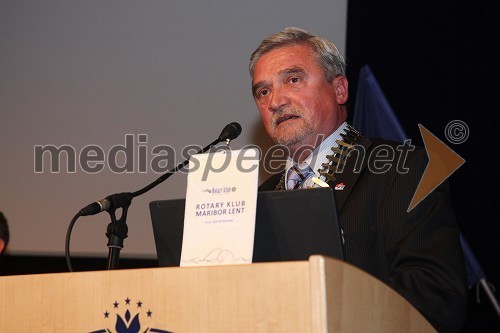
[352,65,408,143]
[460,234,487,288]
[352,64,485,288]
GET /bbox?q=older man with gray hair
[252,27,467,332]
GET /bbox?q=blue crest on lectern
[89,297,173,333]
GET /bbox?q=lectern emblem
[89,297,173,333]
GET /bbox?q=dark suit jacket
[259,137,467,332]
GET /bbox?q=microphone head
[218,122,242,142]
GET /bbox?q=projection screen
[0,0,347,257]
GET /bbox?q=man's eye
[258,89,269,97]
[290,77,299,83]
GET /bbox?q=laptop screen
[149,187,344,267]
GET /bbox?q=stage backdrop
[0,1,347,257]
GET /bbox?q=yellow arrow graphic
[407,124,465,212]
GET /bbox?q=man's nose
[269,87,290,112]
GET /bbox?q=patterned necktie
[286,162,315,190]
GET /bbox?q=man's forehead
[252,44,315,81]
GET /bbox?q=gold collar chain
[274,125,363,191]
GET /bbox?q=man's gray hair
[249,27,346,82]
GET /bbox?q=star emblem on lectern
[90,297,174,333]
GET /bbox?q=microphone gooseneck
[78,122,242,207]
[131,122,242,198]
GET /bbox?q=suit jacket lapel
[258,172,284,191]
[328,137,373,211]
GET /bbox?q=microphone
[79,122,242,214]
[218,122,242,142]
[80,192,132,216]
[69,121,243,272]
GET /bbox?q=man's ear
[0,239,4,254]
[334,76,348,105]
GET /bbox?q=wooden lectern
[0,255,434,332]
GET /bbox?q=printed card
[180,147,259,266]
